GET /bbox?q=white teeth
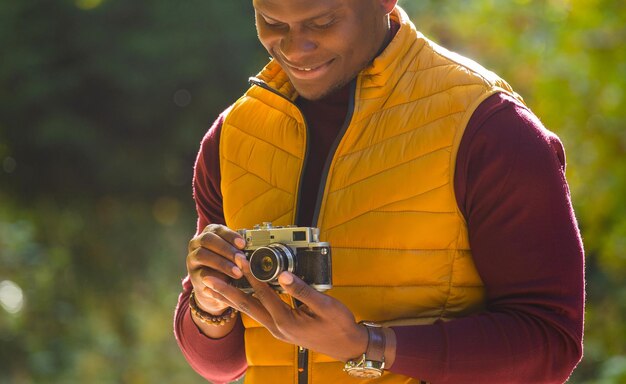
[298,67,312,71]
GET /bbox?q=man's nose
[279,28,317,62]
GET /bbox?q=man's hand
[205,254,369,362]
[186,224,245,337]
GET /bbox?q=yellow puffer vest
[220,7,523,384]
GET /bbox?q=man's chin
[296,88,329,101]
[293,80,347,101]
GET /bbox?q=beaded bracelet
[189,290,239,326]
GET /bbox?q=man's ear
[380,0,398,14]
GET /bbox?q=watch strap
[364,323,386,363]
[343,321,386,378]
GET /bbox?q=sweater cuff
[174,289,247,383]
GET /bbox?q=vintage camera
[232,222,332,293]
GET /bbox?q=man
[174,0,585,383]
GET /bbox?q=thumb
[278,272,326,311]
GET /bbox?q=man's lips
[283,59,334,80]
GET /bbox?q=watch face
[344,358,384,379]
[360,321,383,328]
[347,367,383,379]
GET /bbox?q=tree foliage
[0,0,262,382]
[0,0,624,382]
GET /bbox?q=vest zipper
[311,80,357,227]
[298,346,309,384]
[248,76,358,227]
[248,77,357,384]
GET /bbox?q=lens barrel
[249,244,295,282]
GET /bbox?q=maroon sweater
[174,91,585,383]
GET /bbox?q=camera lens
[249,244,295,282]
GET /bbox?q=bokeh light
[74,0,104,10]
[0,280,24,314]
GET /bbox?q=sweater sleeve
[173,111,247,383]
[388,93,585,383]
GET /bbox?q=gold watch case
[344,354,385,378]
[343,321,385,378]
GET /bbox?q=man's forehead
[253,0,348,15]
[254,0,342,6]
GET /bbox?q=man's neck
[376,17,397,57]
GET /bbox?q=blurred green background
[0,0,624,382]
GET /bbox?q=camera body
[233,222,332,293]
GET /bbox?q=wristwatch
[344,321,386,378]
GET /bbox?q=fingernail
[232,265,242,278]
[235,237,246,249]
[279,272,293,285]
[235,253,245,269]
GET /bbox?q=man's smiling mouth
[284,59,334,80]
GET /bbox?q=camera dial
[249,244,295,283]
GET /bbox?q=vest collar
[360,6,422,89]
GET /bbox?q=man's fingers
[188,247,242,279]
[278,271,328,315]
[188,224,246,254]
[189,231,245,265]
[192,273,236,313]
[197,285,230,310]
[185,224,248,316]
[201,286,238,309]
[206,273,275,326]
[234,255,293,321]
